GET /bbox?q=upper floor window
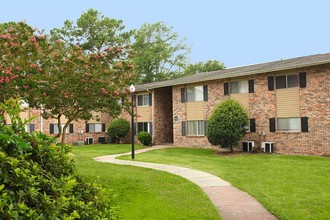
[187,86,204,102]
[137,94,150,106]
[230,80,249,94]
[276,74,299,89]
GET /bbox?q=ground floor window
[137,122,152,134]
[277,118,301,131]
[187,120,206,136]
[50,123,73,134]
[86,123,105,133]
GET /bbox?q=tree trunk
[230,146,233,153]
[61,119,73,145]
[55,116,62,138]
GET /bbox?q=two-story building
[132,53,330,155]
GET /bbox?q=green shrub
[207,99,249,152]
[0,99,117,219]
[138,131,152,146]
[107,118,130,144]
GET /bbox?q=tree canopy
[183,60,225,76]
[0,21,135,144]
[131,22,191,83]
[50,9,132,53]
[207,99,249,152]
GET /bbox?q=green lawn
[70,144,220,220]
[119,147,330,220]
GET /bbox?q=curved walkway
[94,145,277,220]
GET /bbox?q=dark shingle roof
[135,53,330,91]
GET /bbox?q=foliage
[128,147,330,220]
[131,22,190,83]
[51,9,132,53]
[183,60,225,76]
[138,131,152,146]
[0,22,48,117]
[107,118,130,144]
[0,21,135,144]
[207,99,248,152]
[0,99,117,219]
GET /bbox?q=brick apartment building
[4,53,329,155]
[132,53,330,156]
[4,109,111,145]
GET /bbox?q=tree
[132,22,190,83]
[1,21,135,144]
[183,60,225,76]
[207,99,249,152]
[0,22,49,122]
[107,118,130,143]
[50,9,132,53]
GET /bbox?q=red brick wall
[173,64,330,156]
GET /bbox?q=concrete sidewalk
[94,146,277,220]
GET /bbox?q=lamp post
[129,84,136,159]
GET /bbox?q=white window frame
[186,86,204,102]
[137,94,150,106]
[187,120,205,136]
[277,118,301,132]
[88,123,103,133]
[230,80,248,94]
[137,122,152,134]
[53,124,69,134]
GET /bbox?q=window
[230,80,248,94]
[276,74,299,89]
[87,123,104,133]
[187,86,204,102]
[137,122,152,134]
[137,94,150,106]
[187,120,206,136]
[25,124,35,133]
[50,123,71,134]
[277,118,301,132]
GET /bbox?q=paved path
[94,146,277,220]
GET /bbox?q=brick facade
[170,64,330,156]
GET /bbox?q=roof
[135,52,330,92]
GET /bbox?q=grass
[119,147,330,220]
[70,144,221,220]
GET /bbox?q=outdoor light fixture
[129,84,136,159]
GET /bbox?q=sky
[1,0,330,68]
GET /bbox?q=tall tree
[132,22,190,83]
[50,9,132,53]
[183,60,225,76]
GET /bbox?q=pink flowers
[55,39,61,43]
[23,85,29,89]
[100,88,108,95]
[42,92,47,97]
[30,37,36,43]
[30,63,37,68]
[113,90,119,95]
[38,68,43,73]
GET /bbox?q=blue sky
[1,0,330,67]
